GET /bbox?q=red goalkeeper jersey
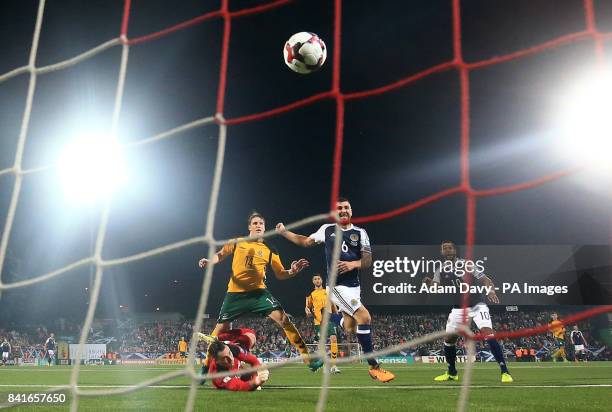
[209,343,261,391]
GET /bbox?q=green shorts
[217,289,283,323]
[315,323,337,338]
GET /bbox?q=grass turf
[0,362,610,411]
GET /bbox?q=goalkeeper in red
[276,198,395,382]
[205,328,269,391]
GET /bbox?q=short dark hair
[337,197,350,203]
[248,211,265,225]
[441,241,458,255]
[207,340,227,361]
[312,274,322,278]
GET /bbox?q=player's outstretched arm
[217,375,263,391]
[271,256,310,280]
[198,254,219,269]
[198,241,235,269]
[237,349,269,390]
[275,223,316,247]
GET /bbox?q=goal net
[0,1,611,411]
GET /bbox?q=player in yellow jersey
[549,312,568,362]
[178,337,188,358]
[198,211,323,372]
[306,274,340,374]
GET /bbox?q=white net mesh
[1,0,610,411]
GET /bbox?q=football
[283,32,327,74]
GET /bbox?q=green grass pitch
[0,362,610,411]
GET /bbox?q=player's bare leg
[268,310,323,371]
[342,313,357,333]
[210,322,231,337]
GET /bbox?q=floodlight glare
[556,69,612,170]
[58,134,126,203]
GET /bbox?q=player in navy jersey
[44,333,56,366]
[1,339,11,366]
[570,325,588,362]
[422,240,513,383]
[276,197,395,382]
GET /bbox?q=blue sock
[357,324,378,367]
[329,313,343,327]
[444,342,457,375]
[487,339,509,374]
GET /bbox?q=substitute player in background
[198,211,322,372]
[1,339,11,366]
[205,328,269,391]
[306,274,340,374]
[44,333,56,367]
[570,325,587,362]
[178,337,188,358]
[549,313,568,362]
[277,197,395,382]
[423,240,513,383]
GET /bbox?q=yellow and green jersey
[306,288,328,326]
[550,320,565,340]
[219,239,286,293]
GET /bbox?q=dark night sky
[0,0,611,323]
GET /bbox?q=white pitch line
[0,384,610,390]
[2,364,612,372]
[267,384,612,389]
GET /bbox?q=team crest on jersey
[257,250,263,257]
[350,234,359,242]
[351,299,358,306]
